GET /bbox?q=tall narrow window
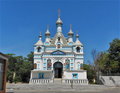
[76,47,80,53]
[77,63,80,70]
[58,37,60,41]
[38,47,41,52]
[37,63,40,69]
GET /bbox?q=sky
[0,0,120,63]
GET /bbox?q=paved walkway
[6,87,120,93]
[6,84,116,91]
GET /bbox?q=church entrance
[53,62,63,78]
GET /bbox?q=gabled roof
[34,39,43,46]
[74,39,83,46]
[50,32,68,46]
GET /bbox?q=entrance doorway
[54,68,62,78]
[53,62,63,78]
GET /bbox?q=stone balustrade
[64,79,88,85]
[30,79,53,84]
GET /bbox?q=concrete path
[6,84,116,91]
[6,87,120,93]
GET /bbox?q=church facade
[29,11,88,84]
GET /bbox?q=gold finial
[47,25,49,30]
[76,30,78,34]
[39,31,41,35]
[70,24,72,29]
[57,9,61,16]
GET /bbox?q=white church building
[29,10,88,84]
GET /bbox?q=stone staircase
[100,76,115,86]
[53,78,62,83]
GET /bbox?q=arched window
[37,47,41,52]
[65,59,70,70]
[37,62,40,69]
[80,63,83,69]
[47,59,51,70]
[34,63,37,69]
[76,47,80,53]
[77,63,80,70]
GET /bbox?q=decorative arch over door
[53,62,63,68]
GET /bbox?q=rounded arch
[53,61,63,68]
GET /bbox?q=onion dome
[56,16,63,25]
[68,24,73,37]
[45,25,50,37]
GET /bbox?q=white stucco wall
[32,71,53,79]
[63,71,87,79]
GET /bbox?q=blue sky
[0,0,119,63]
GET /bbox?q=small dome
[45,30,50,35]
[76,34,79,38]
[45,25,50,36]
[68,29,73,35]
[56,16,63,25]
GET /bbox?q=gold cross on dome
[76,30,78,34]
[47,25,49,30]
[57,9,61,16]
[39,31,41,35]
[70,24,72,29]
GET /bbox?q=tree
[89,49,98,83]
[84,64,94,83]
[100,38,120,74]
[107,38,120,73]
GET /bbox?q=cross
[57,9,61,16]
[47,25,49,30]
[70,24,72,29]
[76,30,78,34]
[39,31,41,35]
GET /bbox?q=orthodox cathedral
[29,10,88,84]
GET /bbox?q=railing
[101,73,120,76]
[30,79,52,84]
[64,79,88,84]
[100,76,105,84]
[110,76,116,84]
